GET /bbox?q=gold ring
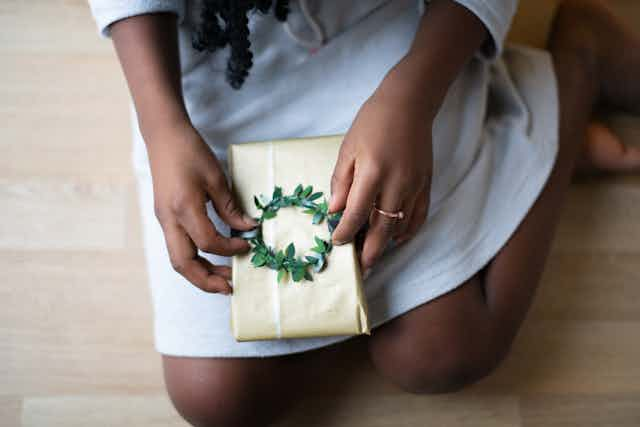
[373,205,405,220]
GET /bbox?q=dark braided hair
[192,0,290,89]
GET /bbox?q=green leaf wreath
[232,184,343,283]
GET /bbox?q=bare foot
[577,121,640,174]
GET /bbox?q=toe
[580,121,640,174]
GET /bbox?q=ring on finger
[372,204,405,220]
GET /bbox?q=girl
[89,0,640,425]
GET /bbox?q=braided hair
[192,0,291,89]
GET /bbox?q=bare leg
[163,356,300,427]
[162,340,352,427]
[369,0,640,393]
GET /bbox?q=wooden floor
[1,1,639,426]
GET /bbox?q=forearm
[110,13,188,143]
[377,0,489,116]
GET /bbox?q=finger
[331,165,381,245]
[164,224,233,294]
[177,196,250,256]
[200,257,232,280]
[329,143,355,213]
[359,185,404,270]
[392,191,419,240]
[395,187,429,244]
[206,170,258,230]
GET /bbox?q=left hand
[329,81,434,271]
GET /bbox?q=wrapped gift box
[228,135,370,341]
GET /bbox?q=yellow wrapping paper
[228,135,370,341]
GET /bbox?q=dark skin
[111,0,640,425]
[111,0,487,292]
[112,15,257,295]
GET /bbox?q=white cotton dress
[89,0,559,357]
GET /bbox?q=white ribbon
[266,141,282,338]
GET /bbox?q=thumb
[329,145,355,214]
[206,174,258,231]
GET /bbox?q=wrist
[374,54,446,119]
[141,113,198,157]
[139,107,192,145]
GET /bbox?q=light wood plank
[0,179,128,250]
[554,178,640,253]
[22,395,186,427]
[0,0,113,55]
[276,394,521,427]
[480,321,640,393]
[0,396,22,427]
[530,253,640,321]
[521,394,640,427]
[0,54,130,179]
[0,250,164,394]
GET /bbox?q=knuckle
[153,204,169,223]
[348,208,371,226]
[204,282,224,294]
[207,172,229,192]
[170,257,186,274]
[170,192,196,215]
[366,163,384,181]
[196,235,220,253]
[221,193,241,217]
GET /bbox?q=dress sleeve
[422,0,519,59]
[88,0,187,37]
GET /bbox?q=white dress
[89,0,559,357]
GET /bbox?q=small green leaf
[308,192,323,201]
[314,236,326,251]
[318,200,328,214]
[305,255,318,264]
[313,254,326,272]
[262,210,277,220]
[253,196,262,209]
[277,269,287,283]
[272,186,282,200]
[302,208,316,214]
[294,184,303,196]
[286,243,295,258]
[311,246,323,254]
[312,211,324,224]
[252,253,267,267]
[292,267,305,282]
[302,185,313,197]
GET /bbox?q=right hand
[147,122,257,294]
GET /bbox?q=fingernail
[333,238,346,246]
[243,214,259,226]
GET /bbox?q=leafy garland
[233,184,343,283]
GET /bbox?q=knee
[369,326,508,394]
[163,357,285,427]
